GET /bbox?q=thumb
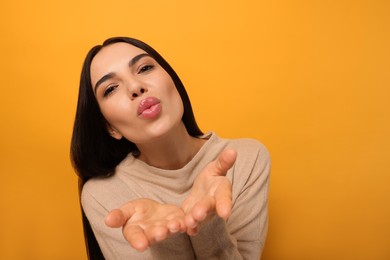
[105,204,136,228]
[212,149,237,176]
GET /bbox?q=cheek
[100,97,134,124]
[162,76,181,102]
[174,90,184,111]
[165,82,183,112]
[170,91,184,120]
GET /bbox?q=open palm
[105,198,186,252]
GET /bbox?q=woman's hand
[104,149,237,250]
[105,199,186,252]
[181,149,237,236]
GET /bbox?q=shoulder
[229,138,268,154]
[205,132,269,157]
[221,136,270,164]
[231,139,270,176]
[81,173,132,212]
[81,176,112,211]
[217,136,271,202]
[81,176,110,199]
[209,133,270,175]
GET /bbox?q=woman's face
[90,42,184,145]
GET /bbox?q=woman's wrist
[189,215,242,259]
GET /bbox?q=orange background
[0,0,389,259]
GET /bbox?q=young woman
[71,37,270,259]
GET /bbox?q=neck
[135,123,206,170]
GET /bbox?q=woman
[71,37,270,259]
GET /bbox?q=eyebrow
[94,53,151,93]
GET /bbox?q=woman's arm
[180,149,244,259]
[185,141,271,259]
[227,144,270,259]
[82,186,196,259]
[181,149,237,235]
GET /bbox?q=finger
[174,218,187,233]
[105,209,129,228]
[123,225,149,252]
[185,197,215,228]
[184,213,197,229]
[105,204,136,228]
[145,225,169,244]
[211,149,237,176]
[186,225,199,236]
[166,220,180,233]
[215,181,233,220]
[178,218,187,233]
[167,219,186,233]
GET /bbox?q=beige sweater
[81,132,270,259]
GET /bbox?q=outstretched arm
[181,149,237,235]
[187,142,271,260]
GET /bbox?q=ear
[107,125,123,140]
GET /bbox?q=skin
[90,42,237,252]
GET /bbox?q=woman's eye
[138,65,154,74]
[103,85,118,97]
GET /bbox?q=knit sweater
[81,132,270,259]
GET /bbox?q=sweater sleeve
[229,140,271,259]
[190,140,271,260]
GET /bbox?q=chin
[150,119,184,137]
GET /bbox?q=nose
[128,84,148,100]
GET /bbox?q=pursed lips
[137,96,161,116]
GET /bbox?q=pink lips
[137,97,162,119]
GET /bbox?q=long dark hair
[70,37,203,259]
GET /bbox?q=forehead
[90,42,147,83]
